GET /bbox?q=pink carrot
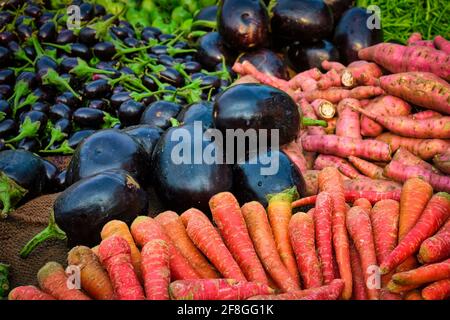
[98,236,145,300]
[289,68,322,90]
[314,154,361,179]
[313,192,335,284]
[433,36,450,54]
[340,61,383,87]
[381,192,450,274]
[353,198,372,212]
[8,286,56,300]
[350,244,368,300]
[434,150,450,175]
[322,60,345,72]
[141,239,170,300]
[393,148,438,173]
[317,69,342,89]
[344,177,402,192]
[311,99,336,119]
[348,156,385,179]
[282,140,308,173]
[410,110,442,120]
[300,86,384,103]
[336,98,362,139]
[301,134,391,162]
[410,40,435,48]
[407,32,422,45]
[299,99,326,135]
[418,219,450,264]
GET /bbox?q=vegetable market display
[0,0,450,301]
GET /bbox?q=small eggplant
[140,101,182,130]
[68,129,95,150]
[239,48,289,80]
[17,138,41,153]
[55,92,79,109]
[38,21,56,43]
[196,32,234,70]
[118,100,145,127]
[183,61,202,74]
[54,169,66,191]
[88,99,110,112]
[83,79,112,99]
[0,119,17,139]
[158,67,184,88]
[49,103,72,121]
[93,42,116,61]
[31,102,50,114]
[110,91,131,109]
[0,69,15,85]
[41,158,60,192]
[72,108,104,129]
[287,39,340,72]
[56,29,76,44]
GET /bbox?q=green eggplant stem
[14,94,39,114]
[44,127,66,150]
[302,117,328,127]
[39,140,74,155]
[170,118,180,127]
[43,42,71,53]
[188,30,207,39]
[10,80,30,117]
[20,210,67,258]
[191,20,217,29]
[41,69,81,99]
[103,112,121,128]
[30,36,45,58]
[0,172,28,219]
[266,186,299,204]
[166,48,196,56]
[70,58,115,78]
[5,117,41,144]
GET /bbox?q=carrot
[384,160,450,192]
[289,212,323,288]
[350,244,368,300]
[344,177,402,192]
[351,103,450,139]
[376,133,450,161]
[299,86,384,103]
[67,246,115,300]
[169,279,274,300]
[304,170,320,196]
[433,36,450,54]
[282,140,308,173]
[379,289,402,300]
[422,279,450,300]
[266,188,300,285]
[154,211,219,279]
[101,220,141,281]
[386,281,418,293]
[322,60,345,72]
[311,99,336,119]
[141,239,170,300]
[181,208,246,281]
[301,134,391,162]
[378,72,450,114]
[37,262,91,300]
[314,154,361,179]
[358,44,450,81]
[418,219,450,264]
[360,95,411,137]
[348,156,384,180]
[210,192,268,284]
[98,236,145,300]
[313,192,334,284]
[407,32,423,45]
[393,148,438,173]
[433,150,450,175]
[241,201,300,292]
[131,216,200,280]
[336,98,361,139]
[248,279,344,300]
[317,69,341,90]
[318,167,352,299]
[410,110,443,120]
[8,286,55,300]
[91,245,99,257]
[325,117,337,134]
[298,99,326,136]
[340,61,383,87]
[346,206,379,300]
[289,68,322,90]
[381,192,450,274]
[403,290,423,300]
[410,40,435,48]
[392,259,450,286]
[353,198,372,212]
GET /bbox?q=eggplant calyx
[41,69,81,99]
[42,42,72,54]
[170,118,180,127]
[166,47,196,57]
[102,111,121,128]
[302,117,328,127]
[187,30,207,40]
[9,80,30,117]
[5,117,41,144]
[29,35,46,58]
[0,172,28,219]
[266,186,299,204]
[14,93,39,114]
[69,58,115,78]
[173,63,192,81]
[13,47,34,65]
[0,263,10,298]
[44,126,67,150]
[20,210,67,258]
[39,140,74,155]
[191,20,217,30]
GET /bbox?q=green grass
[356,0,450,43]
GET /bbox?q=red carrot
[241,201,300,292]
[210,192,268,284]
[433,150,450,175]
[336,98,361,139]
[403,290,423,300]
[169,279,274,300]
[410,40,435,48]
[407,32,423,45]
[141,239,170,300]
[289,68,322,90]
[131,216,200,280]
[381,192,450,274]
[317,69,341,90]
[346,206,379,300]
[311,99,336,119]
[353,198,372,212]
[433,36,450,54]
[181,208,246,281]
[348,156,385,180]
[298,99,326,136]
[314,154,361,179]
[98,236,145,300]
[418,219,450,264]
[340,61,383,87]
[313,192,335,284]
[301,134,391,162]
[318,167,353,299]
[392,259,450,286]
[299,86,384,103]
[8,286,55,300]
[422,279,450,300]
[322,60,345,72]
[344,177,402,193]
[289,212,323,288]
[37,262,91,300]
[350,244,368,300]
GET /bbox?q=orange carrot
[418,219,450,264]
[169,279,274,300]
[67,246,115,300]
[155,211,219,279]
[403,290,423,300]
[422,279,450,300]
[348,156,385,180]
[241,201,300,292]
[181,208,246,281]
[289,212,323,289]
[346,206,379,300]
[141,239,170,300]
[318,167,352,299]
[210,192,268,285]
[353,198,372,212]
[392,259,450,287]
[267,187,300,285]
[101,220,141,281]
[350,244,368,300]
[98,236,145,300]
[37,262,91,300]
[396,178,433,272]
[131,216,200,280]
[313,192,335,284]
[386,281,418,293]
[8,286,55,300]
[381,192,450,274]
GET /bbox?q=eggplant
[0,47,11,67]
[0,119,18,139]
[20,169,149,256]
[38,21,56,43]
[110,91,131,109]
[152,123,233,213]
[239,49,289,80]
[0,149,47,217]
[0,69,14,85]
[69,43,91,60]
[0,100,11,117]
[233,149,306,206]
[183,61,202,74]
[17,138,41,153]
[55,92,79,109]
[83,79,112,99]
[140,101,182,130]
[196,32,234,70]
[213,84,300,149]
[122,125,163,161]
[31,102,50,113]
[72,108,104,129]
[41,158,60,192]
[118,100,145,127]
[287,39,340,72]
[49,103,72,121]
[159,68,184,88]
[333,7,383,64]
[177,101,214,128]
[88,99,110,112]
[324,0,354,23]
[56,29,76,44]
[194,5,218,24]
[67,129,95,149]
[93,42,116,61]
[218,0,269,51]
[54,169,66,190]
[271,0,334,45]
[151,45,168,55]
[66,129,150,186]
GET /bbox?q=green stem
[41,69,81,99]
[191,20,217,29]
[43,42,71,53]
[0,172,28,219]
[69,58,115,78]
[187,30,207,39]
[30,35,45,58]
[5,117,41,144]
[44,126,67,150]
[20,210,67,258]
[302,117,328,127]
[14,94,39,114]
[9,80,30,117]
[39,140,74,155]
[170,118,180,127]
[266,186,299,204]
[166,48,196,57]
[102,112,121,128]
